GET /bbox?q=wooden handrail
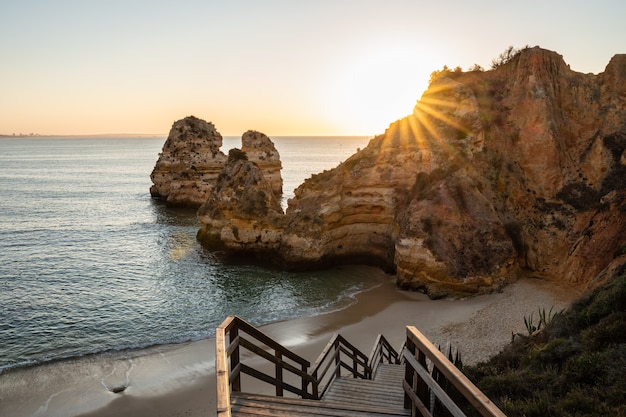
[215,315,318,417]
[403,326,506,417]
[216,319,232,417]
[216,317,502,417]
[368,334,402,376]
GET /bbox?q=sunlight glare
[326,44,435,135]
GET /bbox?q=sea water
[0,136,375,372]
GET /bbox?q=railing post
[352,346,358,378]
[301,362,309,398]
[230,325,241,392]
[311,368,319,399]
[334,340,341,379]
[417,348,430,411]
[215,324,231,417]
[275,350,283,396]
[404,336,416,410]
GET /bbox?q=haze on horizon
[1,0,624,137]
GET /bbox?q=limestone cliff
[150,117,282,207]
[197,47,626,298]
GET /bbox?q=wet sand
[0,272,580,417]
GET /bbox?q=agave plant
[520,306,561,337]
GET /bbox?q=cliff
[196,47,626,298]
[150,117,282,207]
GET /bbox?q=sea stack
[150,116,226,206]
[150,117,283,208]
[197,148,285,252]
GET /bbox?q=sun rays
[374,77,478,172]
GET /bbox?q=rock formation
[197,148,284,251]
[241,130,283,197]
[197,47,626,298]
[150,117,282,207]
[150,116,226,206]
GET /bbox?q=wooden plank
[231,392,410,416]
[374,364,405,383]
[239,363,316,399]
[239,337,316,384]
[216,326,232,417]
[322,375,406,411]
[233,402,408,417]
[402,380,433,417]
[234,316,310,366]
[325,379,403,396]
[403,349,467,417]
[405,327,506,417]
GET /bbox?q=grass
[462,272,626,417]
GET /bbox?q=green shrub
[462,273,626,416]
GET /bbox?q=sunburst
[374,78,474,171]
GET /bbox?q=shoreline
[0,273,580,417]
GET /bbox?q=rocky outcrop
[241,130,283,197]
[150,116,226,206]
[197,47,626,298]
[197,148,284,252]
[150,118,282,207]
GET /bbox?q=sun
[324,44,436,135]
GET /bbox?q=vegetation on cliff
[463,266,626,416]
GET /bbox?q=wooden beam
[215,324,232,417]
[405,326,506,417]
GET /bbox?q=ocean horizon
[0,135,377,372]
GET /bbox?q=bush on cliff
[463,271,626,417]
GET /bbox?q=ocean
[0,135,375,372]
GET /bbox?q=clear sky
[1,0,624,136]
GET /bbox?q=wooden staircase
[215,316,505,417]
[322,363,408,415]
[230,363,409,416]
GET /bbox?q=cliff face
[150,117,282,207]
[196,47,626,298]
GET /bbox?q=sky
[1,1,624,137]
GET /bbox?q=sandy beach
[0,271,581,417]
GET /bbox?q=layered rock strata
[197,148,284,251]
[150,117,282,207]
[241,130,283,197]
[197,47,626,298]
[150,116,226,206]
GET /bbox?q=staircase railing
[216,316,403,414]
[215,316,318,417]
[368,334,402,376]
[403,325,506,417]
[215,316,505,417]
[310,333,381,398]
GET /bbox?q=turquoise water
[0,136,373,371]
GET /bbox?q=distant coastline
[0,133,372,139]
[0,133,166,138]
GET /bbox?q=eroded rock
[150,118,282,207]
[150,116,226,206]
[195,47,626,298]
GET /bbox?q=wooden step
[374,363,406,383]
[231,392,410,416]
[321,364,407,414]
